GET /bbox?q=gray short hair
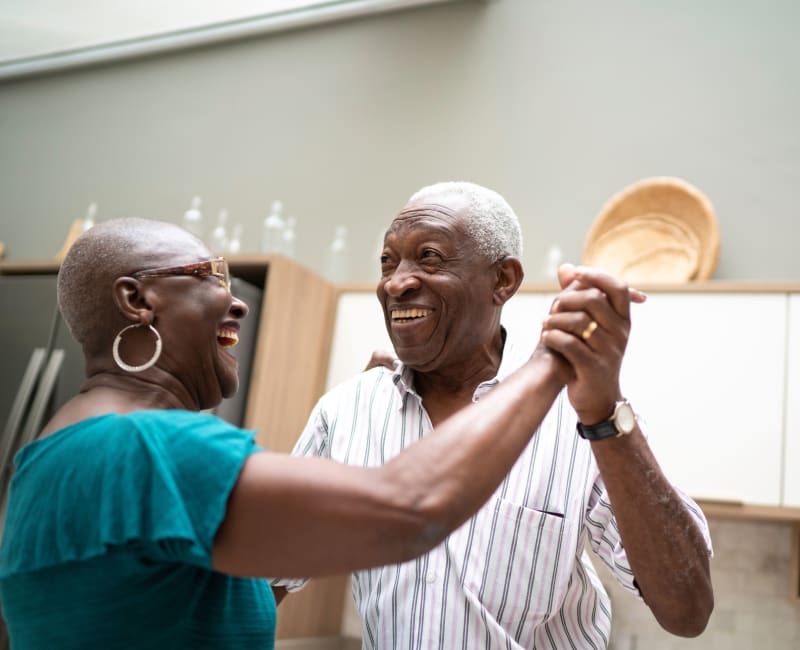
[57,218,188,353]
[407,181,523,261]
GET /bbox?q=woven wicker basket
[582,177,720,282]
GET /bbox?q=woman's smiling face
[131,229,249,409]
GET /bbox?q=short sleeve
[0,411,260,577]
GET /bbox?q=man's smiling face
[376,192,500,373]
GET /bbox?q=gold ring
[581,320,598,341]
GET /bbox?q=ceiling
[0,0,454,78]
[0,0,325,61]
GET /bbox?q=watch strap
[576,419,620,441]
[576,399,635,441]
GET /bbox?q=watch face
[615,402,636,434]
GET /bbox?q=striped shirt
[276,328,711,649]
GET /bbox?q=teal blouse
[0,410,276,649]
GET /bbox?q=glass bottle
[544,243,563,280]
[210,209,229,253]
[260,200,285,254]
[82,202,97,232]
[227,223,243,255]
[326,225,349,282]
[182,196,204,240]
[282,216,297,258]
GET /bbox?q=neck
[78,370,199,412]
[37,377,201,440]
[413,329,505,411]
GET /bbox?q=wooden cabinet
[231,257,349,640]
[784,295,800,507]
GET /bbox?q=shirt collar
[390,326,530,405]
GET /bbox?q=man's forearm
[590,429,713,637]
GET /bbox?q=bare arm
[213,349,568,579]
[541,264,713,637]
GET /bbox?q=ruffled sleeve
[0,410,260,577]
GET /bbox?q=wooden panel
[244,255,337,452]
[785,295,800,507]
[697,500,800,523]
[275,575,350,639]
[240,256,345,640]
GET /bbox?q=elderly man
[273,181,713,648]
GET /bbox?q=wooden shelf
[336,280,800,294]
[0,254,284,285]
[697,500,800,523]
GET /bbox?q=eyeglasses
[131,257,231,292]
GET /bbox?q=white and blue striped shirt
[277,329,711,649]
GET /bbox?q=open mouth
[217,326,239,348]
[391,308,431,323]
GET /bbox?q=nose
[382,261,421,297]
[229,295,249,319]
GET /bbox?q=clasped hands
[539,264,647,426]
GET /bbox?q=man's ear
[493,257,524,306]
[112,277,154,326]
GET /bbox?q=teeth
[392,308,430,320]
[217,327,239,348]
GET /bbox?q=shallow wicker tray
[582,177,720,282]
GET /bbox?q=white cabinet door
[326,292,393,390]
[621,293,787,506]
[783,295,800,507]
[500,292,557,358]
[328,290,791,507]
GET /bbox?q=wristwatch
[576,399,636,441]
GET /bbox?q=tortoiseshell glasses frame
[131,257,231,292]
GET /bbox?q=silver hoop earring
[112,323,162,373]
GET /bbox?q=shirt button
[425,572,436,583]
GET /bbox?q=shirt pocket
[458,496,571,628]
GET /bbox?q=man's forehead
[391,196,469,227]
[386,210,463,241]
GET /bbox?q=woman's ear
[112,277,154,326]
[493,257,524,306]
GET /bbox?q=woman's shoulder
[21,410,251,467]
[37,409,231,440]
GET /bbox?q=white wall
[1,0,798,282]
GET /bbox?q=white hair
[408,181,523,261]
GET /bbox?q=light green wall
[1,0,798,281]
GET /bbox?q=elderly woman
[0,217,572,649]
